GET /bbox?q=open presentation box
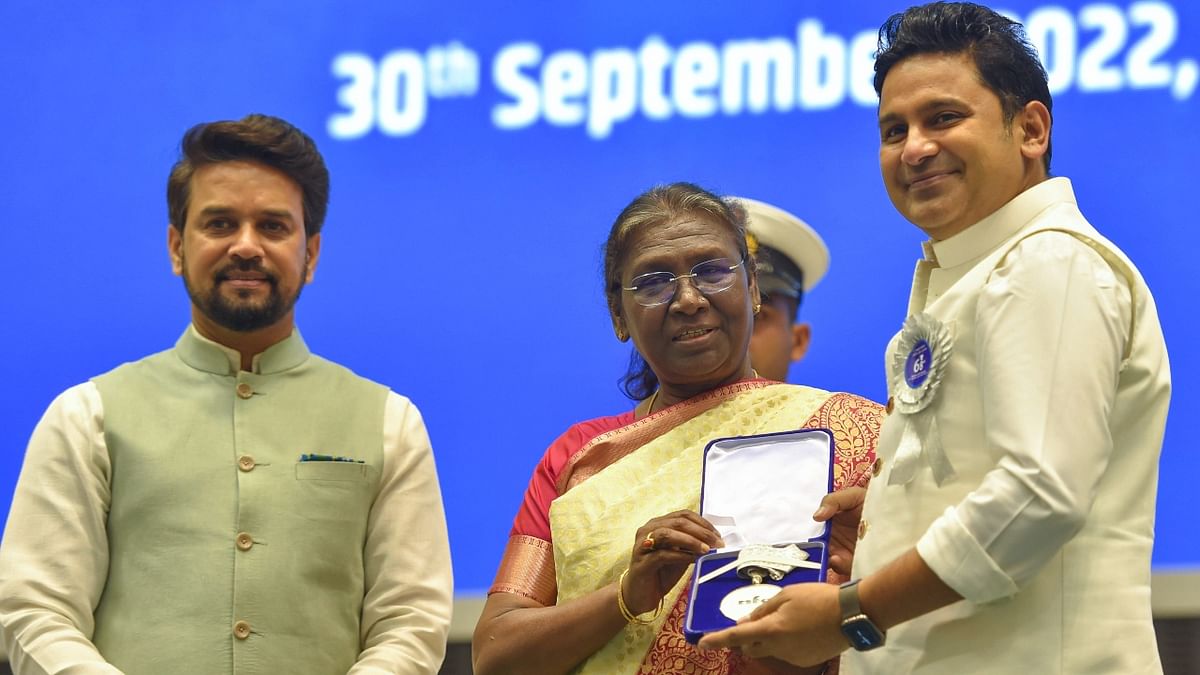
[683,428,833,643]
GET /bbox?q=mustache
[214,261,277,284]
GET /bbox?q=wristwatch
[838,579,886,651]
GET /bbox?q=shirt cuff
[916,506,1019,604]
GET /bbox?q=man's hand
[812,487,866,577]
[697,581,847,666]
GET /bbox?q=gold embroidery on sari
[802,392,884,491]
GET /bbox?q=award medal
[719,583,781,621]
[888,313,955,485]
[698,544,821,621]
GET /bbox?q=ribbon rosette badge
[905,340,932,389]
[888,313,955,486]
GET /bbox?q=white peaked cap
[734,197,830,293]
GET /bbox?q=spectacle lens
[624,258,743,307]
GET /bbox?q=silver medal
[719,583,781,621]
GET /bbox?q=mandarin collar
[175,324,310,375]
[924,177,1076,269]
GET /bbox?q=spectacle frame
[622,257,746,307]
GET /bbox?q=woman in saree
[472,183,883,675]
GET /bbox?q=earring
[616,328,629,342]
[753,303,762,315]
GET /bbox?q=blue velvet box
[683,428,834,643]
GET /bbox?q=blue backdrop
[1,1,1195,594]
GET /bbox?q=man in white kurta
[699,4,1170,672]
[0,114,452,674]
[845,175,1170,672]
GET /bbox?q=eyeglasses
[622,257,745,307]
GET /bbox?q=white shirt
[850,178,1170,673]
[915,187,1134,600]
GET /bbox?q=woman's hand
[622,510,724,615]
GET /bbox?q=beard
[182,259,304,333]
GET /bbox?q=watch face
[842,617,885,650]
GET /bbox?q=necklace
[644,368,757,417]
[644,389,660,416]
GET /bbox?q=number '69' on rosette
[888,312,955,486]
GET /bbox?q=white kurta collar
[926,177,1076,270]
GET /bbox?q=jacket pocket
[295,461,377,482]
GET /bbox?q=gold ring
[641,535,656,551]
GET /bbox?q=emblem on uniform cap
[888,313,955,486]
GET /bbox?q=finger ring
[641,534,656,551]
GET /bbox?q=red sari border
[490,534,557,606]
[556,379,781,495]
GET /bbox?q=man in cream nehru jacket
[702,3,1170,672]
[732,197,830,382]
[0,114,452,674]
